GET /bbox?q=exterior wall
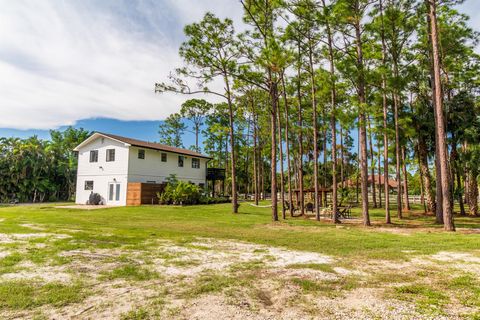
[127,146,208,185]
[75,137,129,206]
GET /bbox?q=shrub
[174,181,201,205]
[158,179,201,205]
[199,196,229,205]
[158,174,229,206]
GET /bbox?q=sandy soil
[0,232,479,320]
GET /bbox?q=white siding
[127,146,208,185]
[75,137,129,206]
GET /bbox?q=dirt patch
[1,237,479,319]
[152,239,332,277]
[19,223,46,231]
[312,288,430,320]
[0,249,10,259]
[2,268,72,282]
[44,280,161,319]
[430,251,480,263]
[55,205,118,210]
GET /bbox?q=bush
[157,174,229,206]
[88,192,102,205]
[158,180,201,205]
[199,196,230,205]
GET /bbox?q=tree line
[156,0,480,231]
[0,128,90,203]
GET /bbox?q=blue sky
[0,0,479,148]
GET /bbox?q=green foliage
[158,175,201,205]
[199,196,230,205]
[0,280,86,309]
[0,127,90,203]
[120,308,150,320]
[158,113,187,148]
[394,284,447,314]
[104,265,159,281]
[187,272,236,297]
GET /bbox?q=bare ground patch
[0,237,479,319]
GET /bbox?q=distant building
[73,132,211,206]
[345,174,398,190]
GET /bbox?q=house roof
[74,132,212,159]
[345,174,398,189]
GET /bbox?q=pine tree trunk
[450,142,466,216]
[340,126,345,189]
[252,100,259,205]
[379,0,390,223]
[377,137,382,208]
[270,77,278,221]
[281,73,294,216]
[225,79,238,213]
[467,169,478,216]
[323,127,328,207]
[297,41,305,216]
[402,146,410,211]
[368,117,377,208]
[393,95,403,218]
[308,46,320,221]
[417,139,436,213]
[354,10,371,226]
[456,165,466,216]
[277,105,286,219]
[323,6,339,222]
[427,0,455,231]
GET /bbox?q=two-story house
[74,132,211,206]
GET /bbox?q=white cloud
[0,0,241,130]
[0,0,477,130]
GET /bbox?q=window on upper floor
[89,150,98,163]
[84,181,94,190]
[138,149,145,159]
[161,153,167,162]
[106,149,115,162]
[178,155,184,167]
[192,158,200,169]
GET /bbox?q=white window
[85,181,94,190]
[138,149,145,159]
[108,183,120,201]
[161,153,167,162]
[106,149,115,162]
[178,155,184,167]
[89,150,98,163]
[115,184,120,201]
[192,158,200,169]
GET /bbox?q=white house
[74,132,211,206]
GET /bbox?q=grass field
[0,202,479,319]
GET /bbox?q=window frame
[89,150,98,163]
[161,153,167,162]
[138,149,145,160]
[84,180,94,191]
[106,149,115,162]
[192,158,200,169]
[178,155,184,167]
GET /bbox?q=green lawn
[0,202,479,319]
[0,202,478,260]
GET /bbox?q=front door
[108,182,121,205]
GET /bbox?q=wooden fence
[127,183,165,206]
